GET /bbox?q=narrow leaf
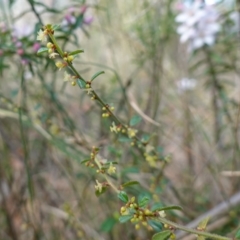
[141,134,150,143]
[118,136,131,143]
[76,78,86,89]
[37,47,48,55]
[95,187,107,197]
[119,215,132,223]
[100,217,117,232]
[69,49,84,56]
[148,220,163,232]
[118,191,129,203]
[138,195,150,208]
[151,203,164,212]
[81,159,90,164]
[152,205,183,212]
[152,230,172,240]
[52,24,60,31]
[122,181,139,188]
[91,71,105,81]
[197,217,209,230]
[130,115,142,126]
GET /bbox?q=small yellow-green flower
[107,163,116,175]
[56,61,66,70]
[145,144,154,153]
[95,180,103,193]
[67,55,74,62]
[46,42,53,48]
[49,52,59,59]
[37,29,48,43]
[110,122,118,133]
[145,153,157,167]
[127,127,137,138]
[158,210,166,218]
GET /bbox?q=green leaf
[95,187,107,197]
[235,229,240,239]
[52,24,60,31]
[91,71,105,81]
[152,205,183,212]
[121,167,139,174]
[141,134,150,143]
[81,159,90,164]
[100,217,117,232]
[138,195,150,208]
[148,220,163,232]
[152,230,172,240]
[104,161,118,166]
[151,203,164,212]
[157,146,164,155]
[197,217,209,230]
[74,14,84,29]
[122,181,139,188]
[130,115,142,126]
[69,49,84,56]
[118,136,131,143]
[76,78,86,89]
[37,47,48,55]
[118,191,129,203]
[119,215,132,223]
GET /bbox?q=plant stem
[204,46,222,147]
[156,217,231,240]
[49,33,153,156]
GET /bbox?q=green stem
[156,217,231,240]
[49,33,149,153]
[48,33,64,57]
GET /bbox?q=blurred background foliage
[0,0,240,239]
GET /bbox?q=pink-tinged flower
[33,42,41,52]
[21,59,29,65]
[64,14,76,25]
[0,49,4,56]
[67,7,75,14]
[12,36,18,43]
[175,2,221,51]
[84,16,93,25]
[15,41,22,48]
[62,5,93,29]
[80,5,88,14]
[17,49,24,55]
[61,13,76,30]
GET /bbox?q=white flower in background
[176,1,220,51]
[177,78,197,92]
[176,2,205,27]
